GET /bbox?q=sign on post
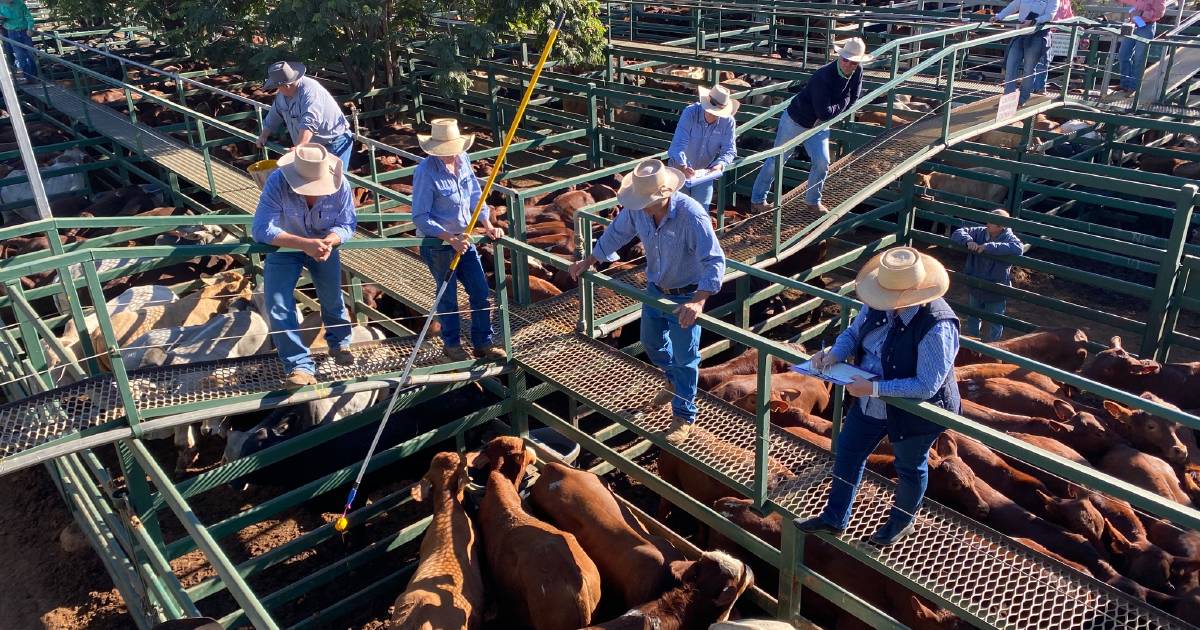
[996,90,1019,124]
[1049,31,1078,60]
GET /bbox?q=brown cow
[580,551,753,630]
[766,401,833,436]
[959,378,1077,420]
[710,371,830,417]
[955,327,1088,372]
[1103,519,1200,594]
[916,167,1009,205]
[529,463,683,608]
[392,452,484,630]
[472,437,602,630]
[935,431,1049,514]
[1099,445,1192,507]
[656,444,794,526]
[1085,336,1200,410]
[959,399,1073,436]
[1103,396,1191,467]
[954,363,1065,396]
[697,344,803,391]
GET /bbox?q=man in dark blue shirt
[750,38,873,214]
[951,209,1025,341]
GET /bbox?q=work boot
[645,382,675,411]
[804,202,829,213]
[282,370,317,388]
[331,347,354,366]
[474,345,508,361]
[662,416,694,446]
[750,201,774,213]
[793,517,843,536]
[869,520,917,546]
[443,345,470,362]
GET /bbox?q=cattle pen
[0,0,1199,628]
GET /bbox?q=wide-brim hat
[855,247,949,310]
[276,143,343,196]
[617,159,685,210]
[834,37,875,63]
[265,61,306,89]
[418,118,475,156]
[698,84,740,118]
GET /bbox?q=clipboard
[684,167,724,187]
[791,360,877,386]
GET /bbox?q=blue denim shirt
[996,0,1060,24]
[411,154,488,238]
[667,103,737,172]
[951,225,1024,299]
[830,306,959,419]
[262,77,351,146]
[251,169,356,244]
[592,193,726,294]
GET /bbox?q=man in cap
[750,37,874,214]
[795,247,960,545]
[951,209,1024,341]
[252,143,357,387]
[569,159,727,445]
[667,84,739,209]
[256,61,354,169]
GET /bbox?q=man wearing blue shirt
[951,209,1025,341]
[992,0,1061,105]
[750,38,873,215]
[252,143,357,388]
[255,61,355,169]
[569,159,727,445]
[795,247,959,546]
[412,119,507,362]
[667,85,739,210]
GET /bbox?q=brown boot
[443,345,469,361]
[282,370,317,388]
[473,345,508,361]
[331,347,354,366]
[645,382,675,411]
[804,202,829,213]
[662,417,695,446]
[750,201,774,213]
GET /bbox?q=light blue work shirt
[411,154,488,238]
[262,76,351,146]
[829,306,959,419]
[667,103,738,171]
[592,193,726,294]
[251,169,356,244]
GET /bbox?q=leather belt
[657,283,698,296]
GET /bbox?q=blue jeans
[1031,42,1053,94]
[1118,23,1156,91]
[3,29,35,77]
[264,250,352,375]
[326,132,354,170]
[750,112,830,206]
[818,405,941,531]
[420,244,493,349]
[966,293,1007,342]
[680,180,714,209]
[1004,31,1051,105]
[642,284,702,423]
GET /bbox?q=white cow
[46,285,178,385]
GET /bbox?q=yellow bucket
[248,159,278,190]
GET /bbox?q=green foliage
[44,0,122,28]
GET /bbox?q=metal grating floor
[6,73,1187,629]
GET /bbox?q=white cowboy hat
[834,37,875,63]
[854,247,949,310]
[697,84,740,118]
[264,61,306,89]
[418,119,475,156]
[276,143,343,196]
[617,159,685,211]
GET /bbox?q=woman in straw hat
[794,247,960,546]
[666,84,739,209]
[255,61,354,169]
[412,119,507,362]
[749,37,874,215]
[252,143,357,387]
[569,159,726,446]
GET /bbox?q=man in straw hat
[749,37,874,215]
[252,143,357,387]
[795,247,960,546]
[569,159,726,445]
[256,61,354,169]
[667,84,739,209]
[951,209,1024,342]
[412,119,507,362]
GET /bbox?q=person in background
[749,38,873,215]
[667,84,738,210]
[1115,0,1166,93]
[256,61,355,169]
[796,247,959,546]
[0,0,36,81]
[993,0,1061,105]
[1030,0,1075,95]
[252,144,357,387]
[411,118,507,362]
[951,209,1024,342]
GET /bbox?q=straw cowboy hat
[264,61,306,89]
[618,159,685,210]
[418,119,475,156]
[855,247,949,310]
[834,37,875,63]
[276,143,344,196]
[697,84,739,118]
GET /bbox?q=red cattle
[1098,445,1192,507]
[954,363,1066,396]
[767,402,833,436]
[955,327,1088,372]
[710,371,830,417]
[1085,336,1200,411]
[959,399,1073,435]
[934,431,1050,514]
[1103,519,1200,594]
[655,446,794,527]
[697,344,804,391]
[959,378,1079,420]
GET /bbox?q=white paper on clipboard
[791,360,877,386]
[684,167,723,187]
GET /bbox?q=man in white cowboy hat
[568,159,726,446]
[255,61,354,169]
[951,209,1024,342]
[750,37,874,215]
[667,84,739,209]
[795,247,960,546]
[412,118,507,362]
[252,143,357,387]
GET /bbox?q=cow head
[468,436,537,488]
[1105,518,1178,594]
[413,452,468,504]
[669,551,754,622]
[1103,398,1189,466]
[928,455,989,520]
[1085,337,1161,385]
[1038,489,1104,546]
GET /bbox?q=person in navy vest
[795,247,960,546]
[951,209,1025,341]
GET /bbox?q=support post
[1140,184,1197,359]
[753,351,772,509]
[495,242,514,360]
[778,519,805,622]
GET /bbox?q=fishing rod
[334,12,568,533]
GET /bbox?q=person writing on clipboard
[795,247,961,546]
[667,84,739,210]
